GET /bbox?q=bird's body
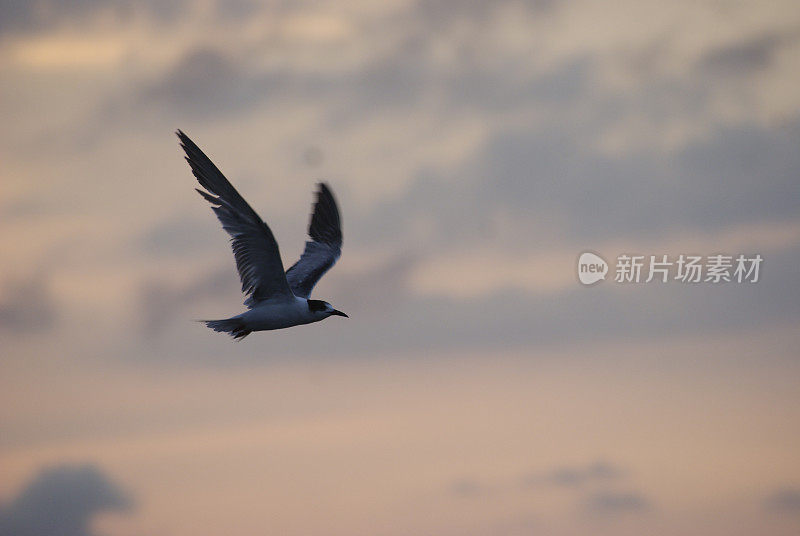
[208,296,333,337]
[177,130,347,339]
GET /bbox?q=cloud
[0,0,185,36]
[324,253,418,316]
[140,47,282,117]
[449,478,486,498]
[449,461,625,499]
[414,0,556,28]
[118,0,569,121]
[765,487,800,514]
[358,117,800,252]
[0,464,131,536]
[0,273,57,333]
[138,267,237,338]
[583,490,650,515]
[328,0,571,120]
[698,31,795,77]
[532,461,624,488]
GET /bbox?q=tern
[177,130,347,339]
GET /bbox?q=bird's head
[307,299,348,319]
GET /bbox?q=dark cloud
[527,461,624,488]
[328,1,572,121]
[140,47,284,117]
[765,488,800,514]
[583,490,650,515]
[0,464,131,536]
[698,32,793,77]
[0,274,57,333]
[0,0,185,36]
[130,45,343,121]
[121,0,569,122]
[415,0,553,25]
[212,0,262,21]
[138,267,238,338]
[358,118,800,250]
[352,48,592,119]
[447,461,635,523]
[331,21,800,250]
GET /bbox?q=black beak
[331,310,349,318]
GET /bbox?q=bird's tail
[201,318,251,340]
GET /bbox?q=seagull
[177,130,347,339]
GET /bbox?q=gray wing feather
[177,130,294,304]
[285,183,342,298]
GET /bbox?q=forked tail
[202,318,252,340]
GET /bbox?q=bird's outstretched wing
[177,130,294,304]
[285,183,342,298]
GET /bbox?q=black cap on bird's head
[307,299,348,318]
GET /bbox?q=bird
[177,130,347,339]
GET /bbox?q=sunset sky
[1,1,799,535]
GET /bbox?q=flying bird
[177,130,347,339]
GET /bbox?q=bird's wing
[285,183,342,298]
[177,130,294,304]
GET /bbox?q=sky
[1,0,799,535]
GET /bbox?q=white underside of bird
[177,130,348,340]
[205,295,344,339]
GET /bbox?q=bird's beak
[331,310,349,318]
